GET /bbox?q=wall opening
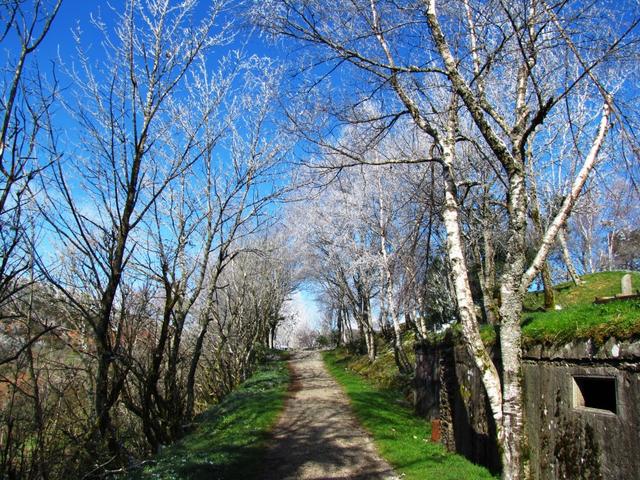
[573,376,617,414]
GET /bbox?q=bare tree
[291,175,382,359]
[0,2,66,477]
[38,0,229,466]
[195,237,296,400]
[0,0,61,350]
[122,52,291,448]
[1,0,296,476]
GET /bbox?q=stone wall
[414,338,640,479]
[523,339,640,480]
[414,339,501,474]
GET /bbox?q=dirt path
[260,350,397,480]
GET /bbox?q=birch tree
[293,146,444,369]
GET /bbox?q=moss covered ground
[129,354,289,480]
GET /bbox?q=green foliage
[129,355,289,480]
[479,324,497,346]
[315,334,331,348]
[348,343,413,392]
[522,271,640,345]
[323,350,496,480]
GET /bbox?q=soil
[260,350,397,480]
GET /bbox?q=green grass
[477,272,640,347]
[130,354,289,479]
[522,299,640,345]
[521,271,640,345]
[347,339,415,393]
[323,349,496,480]
[524,271,640,310]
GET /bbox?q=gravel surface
[260,350,398,480]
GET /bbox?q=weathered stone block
[595,337,620,360]
[621,273,633,295]
[621,341,640,358]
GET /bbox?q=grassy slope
[479,271,640,346]
[347,342,415,393]
[131,355,289,480]
[523,271,640,345]
[323,349,496,480]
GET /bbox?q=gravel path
[260,350,397,480]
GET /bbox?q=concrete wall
[523,340,640,480]
[414,339,501,474]
[438,341,501,474]
[414,338,640,479]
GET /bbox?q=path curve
[261,350,397,480]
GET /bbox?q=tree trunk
[380,263,409,370]
[185,316,212,420]
[558,227,581,285]
[165,311,186,439]
[521,103,611,289]
[540,264,555,310]
[498,168,528,480]
[343,306,353,344]
[476,223,498,325]
[354,279,376,360]
[377,174,411,372]
[527,146,555,310]
[388,295,411,373]
[416,303,429,339]
[354,308,367,354]
[437,128,505,468]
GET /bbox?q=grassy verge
[323,350,496,480]
[344,340,415,394]
[131,354,289,479]
[522,299,640,345]
[524,271,640,309]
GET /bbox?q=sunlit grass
[323,350,497,480]
[525,271,640,310]
[522,271,640,345]
[130,354,289,479]
[478,271,640,347]
[522,300,640,345]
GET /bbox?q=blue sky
[6,0,324,332]
[297,287,322,328]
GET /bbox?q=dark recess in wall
[573,376,617,413]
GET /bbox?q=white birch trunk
[521,103,611,290]
[497,168,528,480]
[417,297,429,339]
[377,184,411,372]
[439,132,505,451]
[558,227,581,285]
